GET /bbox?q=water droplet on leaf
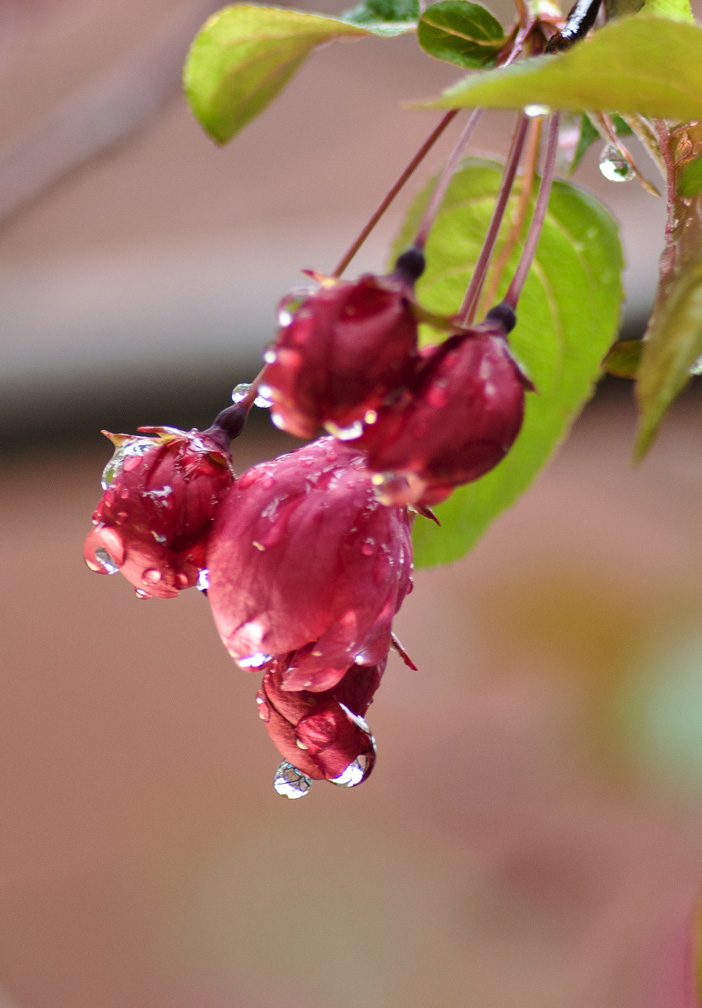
[524,103,549,118]
[273,761,312,798]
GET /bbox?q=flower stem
[413,108,483,250]
[504,113,560,309]
[479,115,542,314]
[459,112,530,325]
[331,110,459,278]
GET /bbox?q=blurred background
[2,1,702,1006]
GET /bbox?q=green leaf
[641,0,693,22]
[678,156,702,197]
[417,1,505,69]
[416,16,702,121]
[391,159,623,567]
[603,338,644,378]
[343,0,419,33]
[184,5,406,145]
[635,259,702,458]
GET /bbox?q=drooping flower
[258,248,425,441]
[258,658,383,792]
[359,304,533,507]
[84,425,234,598]
[206,437,413,690]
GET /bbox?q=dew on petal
[325,419,364,441]
[238,651,273,669]
[101,438,153,489]
[197,568,210,592]
[330,754,372,788]
[91,546,119,574]
[134,588,151,599]
[273,761,312,798]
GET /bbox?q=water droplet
[144,485,173,506]
[197,568,210,592]
[254,391,273,409]
[256,692,270,722]
[134,588,150,599]
[277,308,294,327]
[238,652,272,669]
[271,411,287,432]
[364,409,378,425]
[330,754,372,788]
[361,538,376,557]
[599,144,634,182]
[325,419,364,441]
[142,568,162,585]
[92,546,119,574]
[690,354,702,376]
[273,761,312,798]
[524,103,549,118]
[231,382,251,403]
[101,438,153,489]
[371,471,415,506]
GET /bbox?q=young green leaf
[417,1,506,69]
[603,338,643,378]
[184,5,409,145]
[391,159,623,567]
[641,0,693,22]
[415,16,702,122]
[678,156,702,197]
[635,259,702,459]
[343,0,420,34]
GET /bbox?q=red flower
[206,437,413,689]
[359,308,532,506]
[258,659,383,792]
[259,250,424,440]
[84,426,234,599]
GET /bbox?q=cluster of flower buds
[84,105,557,795]
[262,252,531,509]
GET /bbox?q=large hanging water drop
[330,754,372,788]
[93,546,119,574]
[599,144,634,182]
[273,761,313,798]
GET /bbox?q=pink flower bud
[360,311,532,507]
[259,264,421,440]
[206,437,413,688]
[83,426,234,599]
[257,659,383,784]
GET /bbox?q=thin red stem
[504,113,560,309]
[413,108,483,249]
[331,110,459,278]
[459,112,530,324]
